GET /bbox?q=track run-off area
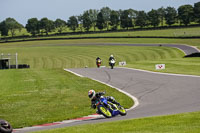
[14,44,200,133]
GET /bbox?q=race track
[68,67,200,119]
[15,44,200,133]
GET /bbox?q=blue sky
[1,0,199,25]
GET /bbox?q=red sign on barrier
[155,64,165,70]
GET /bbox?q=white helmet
[88,90,95,99]
[110,55,114,57]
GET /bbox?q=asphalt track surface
[15,44,200,133]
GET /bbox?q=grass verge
[33,111,200,133]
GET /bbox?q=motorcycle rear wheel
[98,105,112,118]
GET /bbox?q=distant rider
[88,90,120,109]
[109,54,115,67]
[96,57,102,63]
[96,57,102,68]
[109,55,115,62]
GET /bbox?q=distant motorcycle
[0,119,13,133]
[96,59,101,68]
[109,59,115,69]
[95,96,126,118]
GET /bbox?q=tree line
[0,1,200,37]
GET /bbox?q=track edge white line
[64,69,139,111]
[118,67,200,78]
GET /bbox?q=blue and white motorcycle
[95,96,127,118]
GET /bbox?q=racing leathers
[109,56,115,66]
[90,92,120,109]
[109,57,115,62]
[96,57,101,62]
[96,57,102,67]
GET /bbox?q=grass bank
[33,111,200,133]
[1,38,200,49]
[1,38,199,76]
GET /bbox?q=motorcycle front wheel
[98,105,112,118]
[118,106,127,116]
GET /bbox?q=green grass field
[0,37,200,129]
[65,27,200,38]
[0,68,133,128]
[33,111,200,133]
[0,44,185,68]
[1,38,200,76]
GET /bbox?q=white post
[16,53,18,69]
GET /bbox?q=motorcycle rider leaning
[88,90,120,109]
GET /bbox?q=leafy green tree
[120,10,133,30]
[110,10,120,30]
[117,9,123,29]
[26,18,40,36]
[157,7,165,26]
[77,15,84,32]
[194,2,200,23]
[96,12,105,30]
[40,18,55,35]
[67,16,78,32]
[18,22,23,32]
[118,9,123,18]
[148,9,160,27]
[5,18,23,37]
[88,9,98,31]
[0,21,9,36]
[165,7,177,26]
[83,11,92,31]
[127,9,137,28]
[135,11,148,28]
[178,5,194,26]
[55,18,67,33]
[100,7,111,30]
[127,9,137,19]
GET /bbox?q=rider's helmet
[88,90,95,99]
[110,55,114,58]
